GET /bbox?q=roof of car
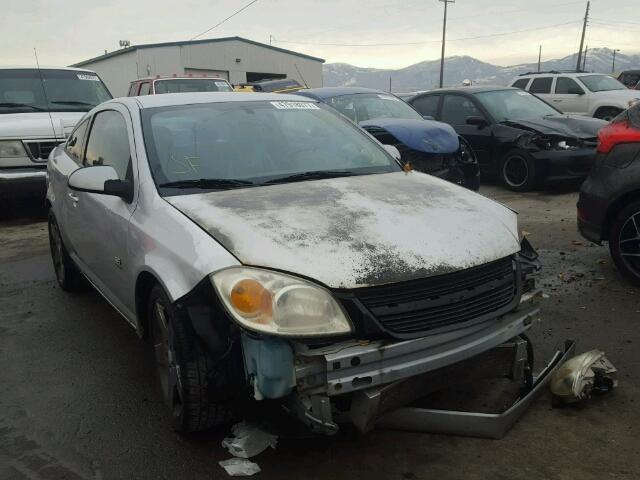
[132,76,231,82]
[295,86,389,100]
[119,92,319,109]
[413,85,516,95]
[0,65,97,72]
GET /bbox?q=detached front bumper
[0,168,47,199]
[270,291,542,434]
[531,147,597,181]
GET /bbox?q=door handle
[68,192,79,202]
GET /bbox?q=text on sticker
[77,74,100,81]
[270,101,319,110]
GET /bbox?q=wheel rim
[618,211,640,276]
[503,155,529,188]
[49,219,65,284]
[152,300,183,421]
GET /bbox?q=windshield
[154,78,233,94]
[578,75,627,92]
[328,93,423,123]
[142,100,400,192]
[475,89,559,122]
[0,69,112,114]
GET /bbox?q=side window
[512,78,530,90]
[555,77,584,94]
[84,110,132,180]
[139,82,151,96]
[529,77,553,94]
[128,83,138,96]
[441,95,483,125]
[411,95,440,118]
[64,118,90,164]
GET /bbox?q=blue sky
[3,0,638,69]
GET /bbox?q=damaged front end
[234,240,547,435]
[360,120,480,190]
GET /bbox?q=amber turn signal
[230,278,272,321]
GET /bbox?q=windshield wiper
[0,102,45,111]
[158,178,254,190]
[265,170,357,184]
[50,100,96,107]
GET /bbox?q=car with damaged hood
[0,66,112,200]
[294,87,480,190]
[408,86,607,191]
[47,92,543,435]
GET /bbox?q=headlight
[0,140,28,158]
[210,267,352,337]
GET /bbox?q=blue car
[294,87,480,190]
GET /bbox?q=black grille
[26,141,60,161]
[352,257,517,335]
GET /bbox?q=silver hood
[0,112,85,140]
[166,172,520,289]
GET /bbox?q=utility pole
[269,34,273,46]
[582,45,588,71]
[537,45,542,72]
[575,1,590,71]
[439,0,454,88]
[389,76,392,93]
[612,49,620,73]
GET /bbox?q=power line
[273,20,581,48]
[190,0,260,41]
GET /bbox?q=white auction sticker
[270,101,319,110]
[77,74,100,81]
[378,94,400,101]
[214,81,228,87]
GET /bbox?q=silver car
[47,92,541,434]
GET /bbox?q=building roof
[71,36,325,67]
[115,91,320,109]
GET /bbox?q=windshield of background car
[328,93,423,123]
[0,69,112,114]
[474,89,560,122]
[578,75,627,92]
[141,100,401,191]
[153,79,233,94]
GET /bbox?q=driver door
[66,105,138,320]
[553,77,588,115]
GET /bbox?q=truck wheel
[48,212,84,291]
[499,149,537,192]
[148,285,233,432]
[594,107,622,122]
[608,200,640,285]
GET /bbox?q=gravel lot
[1,185,638,480]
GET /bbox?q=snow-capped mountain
[323,48,640,92]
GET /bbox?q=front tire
[148,285,233,433]
[499,149,537,192]
[609,200,640,285]
[594,107,622,122]
[48,211,84,291]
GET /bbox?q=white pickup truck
[0,66,112,200]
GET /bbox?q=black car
[408,86,607,191]
[578,104,640,284]
[294,87,480,190]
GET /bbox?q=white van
[0,66,112,200]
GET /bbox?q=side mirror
[383,144,401,161]
[68,166,133,202]
[466,116,488,128]
[423,115,435,120]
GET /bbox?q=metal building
[71,36,324,97]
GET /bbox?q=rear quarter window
[512,78,530,90]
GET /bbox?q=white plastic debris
[219,458,261,476]
[550,350,618,403]
[222,421,278,459]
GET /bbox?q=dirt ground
[1,185,639,480]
